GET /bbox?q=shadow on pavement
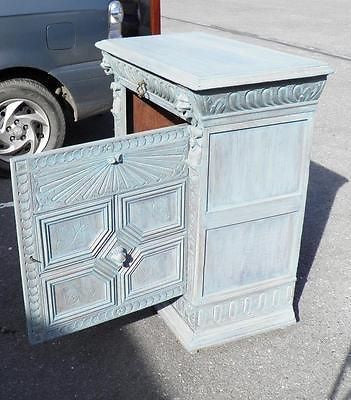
[293,161,348,320]
[0,208,170,400]
[1,114,349,399]
[64,112,114,146]
[0,113,171,400]
[329,343,351,400]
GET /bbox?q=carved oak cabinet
[11,32,331,351]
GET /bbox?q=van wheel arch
[0,66,77,120]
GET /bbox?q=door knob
[110,246,128,267]
[106,245,134,269]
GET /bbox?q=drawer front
[11,125,189,343]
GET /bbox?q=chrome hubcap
[0,99,50,161]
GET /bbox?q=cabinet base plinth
[158,303,296,352]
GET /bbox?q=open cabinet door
[11,124,189,343]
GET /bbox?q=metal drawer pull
[136,80,147,98]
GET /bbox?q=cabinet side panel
[207,121,306,211]
[203,213,297,297]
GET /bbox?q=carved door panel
[11,125,189,343]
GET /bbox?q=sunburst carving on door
[29,128,189,212]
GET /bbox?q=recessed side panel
[207,121,306,211]
[203,213,297,297]
[119,182,185,243]
[37,200,114,270]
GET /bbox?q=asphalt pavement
[1,1,351,399]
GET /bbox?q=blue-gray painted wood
[11,32,332,350]
[207,122,305,210]
[11,125,189,343]
[97,32,331,351]
[96,32,332,90]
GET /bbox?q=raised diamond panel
[122,237,184,300]
[45,262,116,324]
[119,182,185,243]
[37,200,114,270]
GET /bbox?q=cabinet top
[96,32,332,91]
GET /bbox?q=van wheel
[0,78,65,172]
